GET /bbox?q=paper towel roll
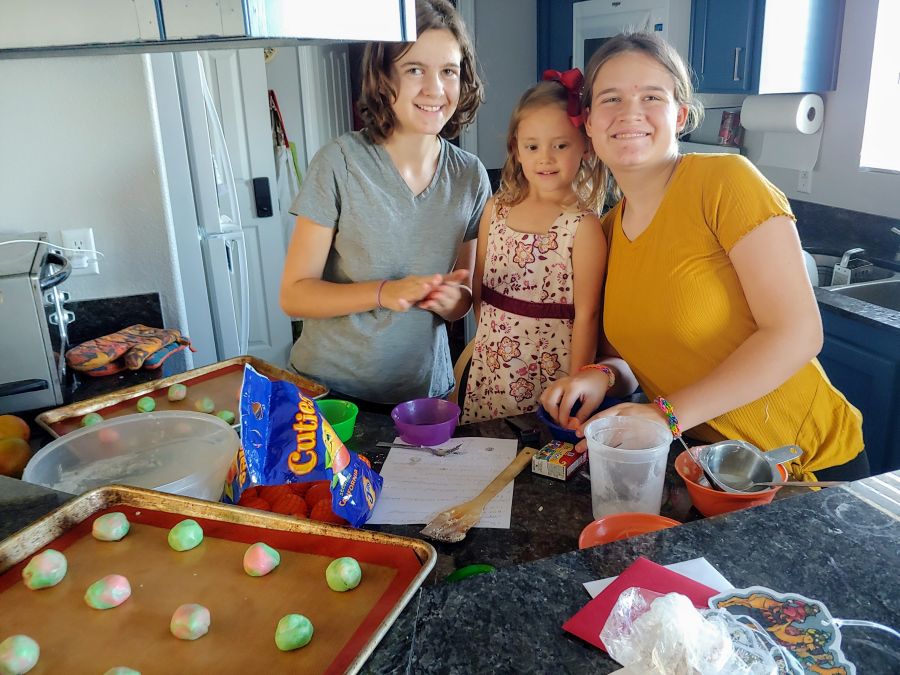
[741,94,824,135]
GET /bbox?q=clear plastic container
[23,411,239,501]
[584,417,673,518]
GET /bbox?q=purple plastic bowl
[391,398,461,446]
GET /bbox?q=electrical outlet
[60,228,99,275]
[798,171,813,194]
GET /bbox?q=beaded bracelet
[579,363,615,389]
[376,279,389,309]
[653,396,682,438]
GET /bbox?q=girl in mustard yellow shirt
[540,33,868,481]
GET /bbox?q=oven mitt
[66,324,189,372]
[121,326,189,370]
[141,340,195,370]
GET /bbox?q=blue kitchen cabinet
[690,0,845,94]
[817,308,900,475]
[537,0,577,78]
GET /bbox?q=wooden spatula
[420,447,537,543]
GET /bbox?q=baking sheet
[0,487,435,674]
[36,356,328,438]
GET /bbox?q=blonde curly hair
[496,80,601,213]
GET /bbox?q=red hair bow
[542,68,585,127]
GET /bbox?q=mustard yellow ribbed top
[602,154,863,479]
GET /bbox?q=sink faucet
[831,248,867,286]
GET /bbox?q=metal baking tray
[0,485,435,674]
[36,355,328,438]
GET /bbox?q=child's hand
[417,269,471,316]
[539,370,611,430]
[379,274,443,312]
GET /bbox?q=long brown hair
[496,81,601,213]
[581,32,704,209]
[357,0,483,143]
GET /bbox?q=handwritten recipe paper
[368,437,518,527]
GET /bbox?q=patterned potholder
[66,324,189,372]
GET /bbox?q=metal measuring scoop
[699,441,804,493]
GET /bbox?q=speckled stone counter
[815,285,900,332]
[5,400,898,673]
[364,473,900,674]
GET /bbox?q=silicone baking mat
[0,487,434,674]
[36,356,328,437]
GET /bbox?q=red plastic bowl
[390,398,460,446]
[674,450,786,517]
[578,512,680,549]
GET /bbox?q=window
[860,0,900,172]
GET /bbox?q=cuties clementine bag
[222,365,382,527]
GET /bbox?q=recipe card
[367,437,518,527]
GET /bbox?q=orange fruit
[0,437,31,478]
[0,415,30,442]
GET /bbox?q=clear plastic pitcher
[584,417,673,518]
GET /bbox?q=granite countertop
[4,405,898,673]
[364,473,900,674]
[814,285,900,331]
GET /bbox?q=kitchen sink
[826,278,900,312]
[807,252,899,287]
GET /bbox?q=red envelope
[562,556,718,650]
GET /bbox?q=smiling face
[584,50,688,173]
[389,28,462,137]
[515,104,587,199]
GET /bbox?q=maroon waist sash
[480,285,575,320]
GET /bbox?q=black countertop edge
[815,286,900,331]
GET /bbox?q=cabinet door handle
[732,47,742,81]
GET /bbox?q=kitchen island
[2,412,898,673]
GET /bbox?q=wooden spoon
[419,447,537,543]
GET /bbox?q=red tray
[36,356,328,438]
[0,486,435,674]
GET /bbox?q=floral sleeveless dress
[462,203,589,424]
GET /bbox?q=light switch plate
[798,171,812,194]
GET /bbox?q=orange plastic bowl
[578,512,681,549]
[674,450,787,517]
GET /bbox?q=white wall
[474,0,537,170]
[0,54,184,330]
[742,0,897,220]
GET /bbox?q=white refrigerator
[150,49,294,369]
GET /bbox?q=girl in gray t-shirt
[280,0,490,406]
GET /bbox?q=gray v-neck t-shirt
[288,131,490,403]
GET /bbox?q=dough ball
[92,512,130,542]
[0,635,39,675]
[136,396,156,413]
[168,519,203,552]
[325,557,362,592]
[167,383,188,402]
[170,604,210,640]
[194,397,215,414]
[22,549,67,590]
[80,412,104,427]
[84,574,131,609]
[243,542,281,577]
[103,668,140,675]
[215,410,236,425]
[274,614,314,651]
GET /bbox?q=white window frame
[859,0,900,174]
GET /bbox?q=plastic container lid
[23,411,239,501]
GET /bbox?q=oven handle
[0,379,49,397]
[40,252,72,290]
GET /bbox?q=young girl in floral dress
[461,71,606,424]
